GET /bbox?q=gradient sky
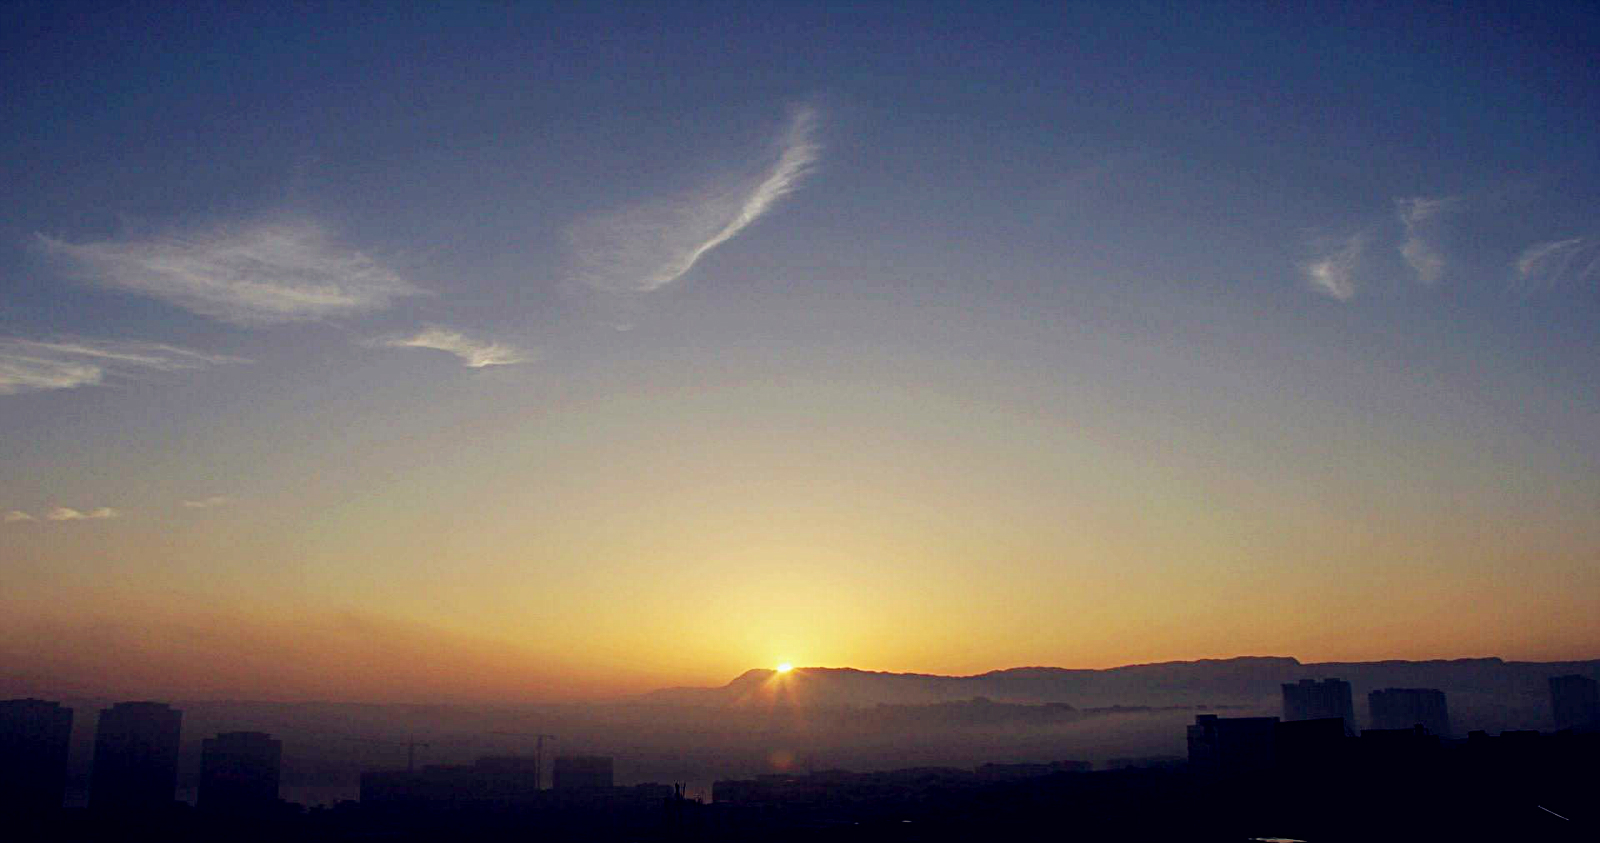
[3,2,1598,702]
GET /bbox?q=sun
[776,662,793,673]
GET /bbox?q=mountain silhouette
[641,656,1600,724]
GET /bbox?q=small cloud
[46,506,120,521]
[1303,234,1364,302]
[1396,196,1462,284]
[37,220,424,326]
[1514,236,1600,294]
[182,495,232,509]
[569,103,821,293]
[0,338,247,396]
[4,511,36,523]
[370,327,527,368]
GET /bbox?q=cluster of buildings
[712,762,1092,809]
[1185,673,1600,779]
[0,696,682,840]
[0,699,283,818]
[358,753,670,812]
[0,696,651,825]
[350,753,697,841]
[1278,677,1452,736]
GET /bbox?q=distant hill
[641,657,1600,730]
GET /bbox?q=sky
[2,1,1598,703]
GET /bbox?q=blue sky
[2,1,1598,698]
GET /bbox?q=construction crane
[489,731,556,789]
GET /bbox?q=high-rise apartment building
[1282,678,1355,728]
[0,699,74,816]
[90,702,183,812]
[1548,674,1599,732]
[1368,688,1450,737]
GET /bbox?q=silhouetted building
[1462,728,1549,780]
[552,755,613,790]
[1548,674,1599,732]
[1103,755,1185,771]
[362,757,542,808]
[1186,715,1278,777]
[714,767,979,807]
[1274,717,1349,774]
[362,755,669,822]
[1282,678,1354,729]
[0,699,74,816]
[975,760,1091,780]
[1368,688,1449,736]
[470,756,543,800]
[1359,724,1440,764]
[360,769,424,808]
[90,701,183,812]
[199,731,282,814]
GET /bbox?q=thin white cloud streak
[0,338,247,396]
[569,104,821,293]
[1396,196,1461,284]
[1515,237,1600,293]
[371,328,527,368]
[45,507,119,521]
[1303,235,1364,301]
[4,511,36,523]
[37,220,423,325]
[182,495,233,509]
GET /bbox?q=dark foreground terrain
[11,727,1594,843]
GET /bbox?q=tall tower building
[1282,678,1355,728]
[199,731,282,814]
[1548,675,1600,732]
[90,702,183,813]
[1368,688,1450,737]
[0,699,74,816]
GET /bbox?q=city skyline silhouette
[5,658,1596,840]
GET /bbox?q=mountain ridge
[641,656,1599,718]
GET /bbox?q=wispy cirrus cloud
[4,511,36,523]
[568,104,821,293]
[1514,236,1600,293]
[1396,196,1461,284]
[182,495,233,509]
[1303,234,1365,302]
[45,506,119,521]
[0,338,247,396]
[37,220,423,325]
[370,327,527,368]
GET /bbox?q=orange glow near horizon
[3,377,1599,704]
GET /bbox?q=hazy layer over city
[4,2,1599,706]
